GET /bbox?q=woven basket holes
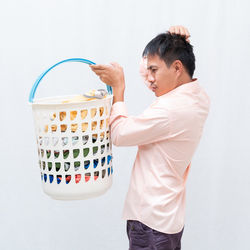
[83,148,89,157]
[62,137,69,146]
[93,159,99,168]
[81,122,88,132]
[70,111,77,121]
[51,124,58,132]
[100,120,104,129]
[99,107,104,117]
[59,111,66,121]
[55,162,61,172]
[60,124,67,133]
[81,109,88,120]
[102,169,106,178]
[100,132,105,142]
[63,150,70,159]
[101,145,105,154]
[44,137,49,146]
[93,146,98,156]
[84,160,90,170]
[74,161,80,171]
[82,135,89,145]
[75,174,81,183]
[50,112,56,121]
[91,108,97,118]
[52,137,59,146]
[85,173,91,182]
[64,162,70,172]
[71,124,78,133]
[94,171,99,180]
[57,175,62,184]
[65,175,71,184]
[72,136,79,146]
[92,134,98,143]
[101,157,105,166]
[91,121,97,131]
[46,150,51,159]
[47,162,52,171]
[54,150,60,159]
[73,149,80,158]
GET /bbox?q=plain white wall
[0,0,249,249]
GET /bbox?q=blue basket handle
[28,58,113,103]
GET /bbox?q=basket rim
[29,94,113,106]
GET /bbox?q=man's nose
[147,73,155,83]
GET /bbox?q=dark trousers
[127,220,184,250]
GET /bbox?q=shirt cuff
[109,101,128,124]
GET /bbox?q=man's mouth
[151,86,157,92]
[150,83,157,92]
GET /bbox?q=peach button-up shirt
[109,79,210,234]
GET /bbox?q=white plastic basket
[29,58,113,200]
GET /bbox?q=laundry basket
[29,58,113,200]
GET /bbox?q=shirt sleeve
[109,101,170,146]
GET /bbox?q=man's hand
[169,25,190,42]
[90,62,125,104]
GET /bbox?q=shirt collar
[156,78,198,99]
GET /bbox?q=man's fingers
[90,64,106,70]
[181,26,189,37]
[168,25,191,43]
[89,64,112,76]
[179,26,186,36]
[169,25,190,38]
[177,26,182,34]
[90,68,105,73]
[173,26,178,35]
[169,26,174,34]
[182,27,190,38]
[89,64,109,70]
[99,74,109,83]
[171,26,182,36]
[176,26,186,37]
[89,68,104,76]
[90,68,109,83]
[170,26,177,34]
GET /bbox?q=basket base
[46,188,110,200]
[42,177,113,200]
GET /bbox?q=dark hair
[142,32,195,77]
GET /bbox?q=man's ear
[172,60,183,74]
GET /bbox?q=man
[90,26,210,250]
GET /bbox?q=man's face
[146,55,177,97]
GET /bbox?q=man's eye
[152,69,157,73]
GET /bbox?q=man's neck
[176,75,193,88]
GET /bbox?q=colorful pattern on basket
[35,103,113,186]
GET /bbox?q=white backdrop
[0,0,249,249]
